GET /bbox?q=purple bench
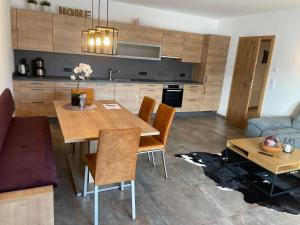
[0,89,57,193]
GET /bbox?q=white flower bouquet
[70,63,93,106]
[70,63,93,89]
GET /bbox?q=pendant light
[82,0,118,55]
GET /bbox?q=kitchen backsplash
[14,50,193,81]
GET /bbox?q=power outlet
[138,71,148,76]
[180,73,186,77]
[64,67,72,72]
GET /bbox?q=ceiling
[112,0,300,18]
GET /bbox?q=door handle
[166,90,182,92]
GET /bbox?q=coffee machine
[32,58,46,76]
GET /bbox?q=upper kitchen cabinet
[138,26,163,45]
[161,30,184,58]
[17,9,53,52]
[115,22,139,43]
[192,35,231,85]
[11,8,18,49]
[181,33,204,63]
[53,14,85,54]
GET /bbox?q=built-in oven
[162,84,184,108]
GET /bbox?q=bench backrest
[0,89,15,152]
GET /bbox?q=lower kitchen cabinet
[114,83,141,113]
[201,85,223,111]
[179,84,204,112]
[139,84,163,113]
[13,81,21,116]
[86,83,115,100]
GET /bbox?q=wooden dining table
[54,100,160,195]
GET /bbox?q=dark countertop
[13,75,203,85]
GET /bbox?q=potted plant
[70,63,93,106]
[27,0,38,11]
[40,0,51,12]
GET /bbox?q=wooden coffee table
[226,137,300,197]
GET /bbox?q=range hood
[116,41,161,61]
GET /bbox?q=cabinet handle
[32,101,44,104]
[30,82,44,85]
[31,88,44,91]
[146,90,156,92]
[147,85,157,87]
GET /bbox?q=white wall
[0,0,14,93]
[218,8,300,117]
[10,0,218,34]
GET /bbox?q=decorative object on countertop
[283,138,296,153]
[259,131,283,154]
[70,63,93,106]
[17,58,30,76]
[40,0,51,12]
[27,0,38,11]
[82,0,118,55]
[79,93,86,110]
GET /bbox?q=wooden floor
[51,115,300,225]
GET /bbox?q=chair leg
[161,150,168,179]
[131,180,136,220]
[72,143,76,154]
[94,185,99,225]
[120,181,125,191]
[151,152,155,167]
[83,165,88,197]
[147,152,151,162]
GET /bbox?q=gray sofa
[247,113,300,148]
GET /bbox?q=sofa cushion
[0,116,57,193]
[261,128,300,137]
[292,112,300,130]
[0,89,15,152]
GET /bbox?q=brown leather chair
[138,103,176,179]
[138,96,156,162]
[83,128,141,225]
[138,96,156,123]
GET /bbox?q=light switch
[269,77,277,90]
[272,67,279,73]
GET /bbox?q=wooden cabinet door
[182,33,204,63]
[180,85,204,112]
[139,84,163,112]
[227,37,261,129]
[138,27,163,45]
[53,14,84,54]
[202,85,222,111]
[115,83,140,113]
[86,83,115,100]
[162,30,184,58]
[17,9,53,52]
[11,8,18,49]
[115,22,139,43]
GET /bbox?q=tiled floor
[51,115,300,225]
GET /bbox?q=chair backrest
[0,89,15,152]
[153,103,176,146]
[94,127,141,186]
[138,96,156,123]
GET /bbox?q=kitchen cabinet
[114,83,141,113]
[17,9,53,52]
[139,84,163,112]
[115,22,139,43]
[138,26,163,45]
[13,81,20,116]
[192,35,230,111]
[182,33,204,63]
[18,81,55,117]
[180,84,204,112]
[11,8,17,49]
[86,82,115,100]
[53,14,85,54]
[162,30,184,58]
[55,81,86,100]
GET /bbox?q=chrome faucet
[108,68,120,81]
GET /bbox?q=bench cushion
[0,116,57,193]
[0,89,15,153]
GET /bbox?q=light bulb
[103,36,111,46]
[89,38,95,46]
[96,37,101,46]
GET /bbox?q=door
[227,37,261,129]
